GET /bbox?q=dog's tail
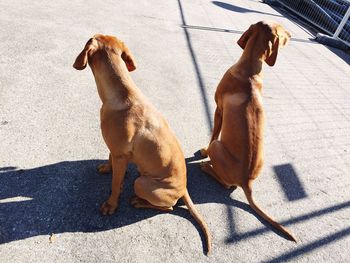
[182,190,212,255]
[242,182,297,242]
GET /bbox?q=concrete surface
[1,0,349,262]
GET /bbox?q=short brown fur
[200,21,297,241]
[73,34,211,254]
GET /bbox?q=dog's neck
[237,55,264,78]
[236,38,267,81]
[90,51,139,107]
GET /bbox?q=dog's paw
[200,148,208,158]
[130,196,147,208]
[99,201,117,215]
[97,162,112,174]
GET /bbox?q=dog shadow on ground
[0,159,158,244]
[0,152,275,245]
[1,153,349,259]
[0,152,282,247]
[0,158,211,247]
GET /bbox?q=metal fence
[276,0,350,47]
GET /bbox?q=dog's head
[237,21,291,66]
[73,34,136,72]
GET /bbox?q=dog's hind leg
[200,161,233,189]
[130,196,173,211]
[201,140,241,188]
[132,175,179,211]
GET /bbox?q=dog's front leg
[100,156,128,215]
[201,107,222,157]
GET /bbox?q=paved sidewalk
[1,0,349,262]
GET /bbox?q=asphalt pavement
[1,0,350,262]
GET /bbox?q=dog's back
[215,68,264,181]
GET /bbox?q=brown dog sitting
[200,21,296,241]
[73,34,211,254]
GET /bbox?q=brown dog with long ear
[73,34,211,254]
[200,21,296,241]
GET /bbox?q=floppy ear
[73,38,95,70]
[121,46,136,72]
[265,38,280,67]
[237,26,253,50]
